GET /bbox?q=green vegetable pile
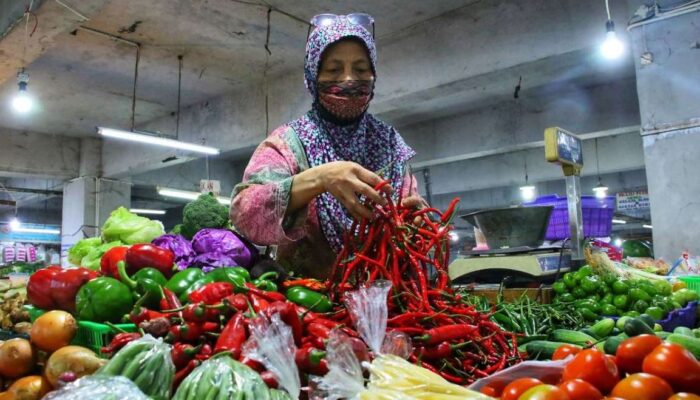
[102,207,165,244]
[180,193,230,239]
[552,265,699,321]
[68,238,123,270]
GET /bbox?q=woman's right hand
[318,161,389,220]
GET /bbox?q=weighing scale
[448,127,586,285]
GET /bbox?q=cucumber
[549,329,598,346]
[693,328,700,338]
[623,318,654,337]
[673,326,695,337]
[616,316,631,331]
[589,318,616,338]
[603,333,629,355]
[639,314,656,327]
[666,333,700,359]
[655,331,672,340]
[525,340,571,360]
[581,328,601,340]
[516,334,548,346]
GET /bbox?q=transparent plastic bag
[467,358,573,393]
[43,375,150,400]
[173,354,271,400]
[344,280,392,355]
[97,334,174,400]
[311,329,367,400]
[243,312,301,399]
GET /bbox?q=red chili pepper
[161,287,182,310]
[282,278,326,292]
[295,346,328,375]
[220,293,249,312]
[415,324,478,345]
[181,302,208,323]
[195,343,213,361]
[249,293,270,313]
[261,301,303,346]
[101,332,141,354]
[100,246,129,278]
[441,198,460,223]
[129,305,169,326]
[188,282,235,304]
[214,312,246,358]
[27,265,99,312]
[260,371,278,388]
[168,321,218,342]
[244,283,286,302]
[171,343,202,369]
[306,322,331,339]
[173,359,199,389]
[241,356,264,371]
[125,243,176,277]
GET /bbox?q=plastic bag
[43,375,150,400]
[243,313,301,399]
[97,334,174,400]
[173,354,271,400]
[312,330,366,400]
[101,207,165,245]
[344,280,393,355]
[467,358,572,393]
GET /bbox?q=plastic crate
[658,301,697,332]
[22,305,136,357]
[524,195,615,240]
[679,275,700,296]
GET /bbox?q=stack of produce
[551,264,698,322]
[0,311,105,400]
[0,279,31,335]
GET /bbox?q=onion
[44,346,106,388]
[7,376,51,400]
[0,338,35,378]
[30,310,77,353]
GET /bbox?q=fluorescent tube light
[97,127,220,155]
[643,224,653,229]
[130,208,166,215]
[158,187,230,205]
[612,219,626,224]
[9,218,20,230]
[14,227,61,234]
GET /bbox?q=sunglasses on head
[307,13,375,39]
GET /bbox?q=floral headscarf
[289,18,415,252]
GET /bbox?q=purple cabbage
[191,228,256,270]
[152,234,195,270]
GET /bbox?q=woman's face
[317,39,374,82]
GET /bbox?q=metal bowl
[460,206,553,249]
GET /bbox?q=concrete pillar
[628,8,700,261]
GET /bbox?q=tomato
[480,380,507,397]
[553,344,582,361]
[642,343,700,394]
[502,378,544,400]
[562,349,619,393]
[518,384,570,400]
[558,379,603,400]
[669,394,700,400]
[610,373,673,400]
[615,334,663,374]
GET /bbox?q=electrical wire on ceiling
[628,0,700,29]
[264,7,272,136]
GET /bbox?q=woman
[231,14,422,278]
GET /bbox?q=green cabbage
[80,240,123,270]
[101,207,165,245]
[67,237,102,266]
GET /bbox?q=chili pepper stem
[105,321,128,334]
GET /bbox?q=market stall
[0,188,698,400]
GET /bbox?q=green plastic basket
[74,320,137,357]
[23,305,136,357]
[679,275,700,296]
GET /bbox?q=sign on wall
[616,190,650,210]
[200,180,221,196]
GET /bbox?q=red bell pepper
[188,282,234,305]
[100,246,129,278]
[125,244,175,277]
[27,265,99,312]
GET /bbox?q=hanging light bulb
[593,181,609,199]
[600,1,624,60]
[11,70,33,113]
[520,184,536,201]
[9,217,20,230]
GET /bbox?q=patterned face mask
[317,79,374,121]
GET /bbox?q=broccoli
[181,193,230,238]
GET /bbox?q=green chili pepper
[165,268,205,301]
[286,286,332,312]
[117,262,164,309]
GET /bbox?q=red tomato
[669,394,700,400]
[615,334,663,374]
[540,373,564,385]
[480,379,508,397]
[558,379,603,400]
[642,343,700,394]
[501,378,544,400]
[562,349,619,393]
[553,344,582,361]
[610,373,673,400]
[518,384,570,400]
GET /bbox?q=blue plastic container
[524,195,616,240]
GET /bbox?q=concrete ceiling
[0,0,478,137]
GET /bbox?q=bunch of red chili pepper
[327,181,522,384]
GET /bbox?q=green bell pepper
[286,286,331,312]
[206,267,249,288]
[166,268,205,301]
[253,271,279,292]
[133,267,167,286]
[75,277,134,323]
[117,262,164,309]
